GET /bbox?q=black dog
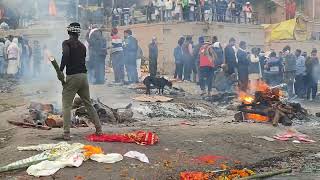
[143,76,172,95]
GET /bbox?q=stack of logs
[8,98,135,130]
[72,97,135,124]
[235,86,308,126]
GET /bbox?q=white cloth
[90,153,123,163]
[136,58,142,79]
[27,152,85,177]
[213,42,220,48]
[124,151,149,163]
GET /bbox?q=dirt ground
[0,77,320,180]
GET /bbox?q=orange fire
[238,91,254,104]
[245,113,269,122]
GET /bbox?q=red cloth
[86,131,159,145]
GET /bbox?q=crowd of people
[109,27,158,84]
[172,36,320,100]
[112,0,255,26]
[0,35,48,79]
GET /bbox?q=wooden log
[238,168,292,180]
[45,115,63,128]
[8,120,51,130]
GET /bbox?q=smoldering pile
[135,102,213,118]
[72,97,135,125]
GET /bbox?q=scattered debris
[135,102,212,118]
[273,129,316,143]
[8,120,51,130]
[253,136,275,142]
[132,95,173,102]
[124,151,149,163]
[73,98,135,124]
[193,155,227,165]
[203,92,237,104]
[237,168,292,180]
[86,131,159,145]
[180,171,210,180]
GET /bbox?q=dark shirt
[60,38,87,75]
[237,49,250,78]
[224,44,237,74]
[149,42,158,60]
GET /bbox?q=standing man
[87,28,106,84]
[148,37,158,77]
[193,36,204,82]
[183,36,194,82]
[305,49,319,101]
[174,37,185,80]
[32,40,42,78]
[283,45,297,99]
[60,22,102,140]
[0,38,5,76]
[111,28,125,83]
[237,41,249,92]
[224,37,237,76]
[199,41,216,96]
[123,29,138,83]
[294,49,306,98]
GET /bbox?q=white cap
[246,2,250,4]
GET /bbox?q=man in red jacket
[199,42,217,96]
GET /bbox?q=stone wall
[118,22,265,74]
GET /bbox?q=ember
[245,113,269,122]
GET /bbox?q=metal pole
[76,0,79,22]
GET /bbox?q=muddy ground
[0,77,320,180]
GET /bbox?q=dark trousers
[183,58,192,81]
[112,52,125,83]
[294,74,306,98]
[199,66,214,92]
[126,63,138,83]
[306,75,318,99]
[284,71,295,98]
[238,72,249,92]
[174,63,183,80]
[149,58,157,77]
[95,60,105,84]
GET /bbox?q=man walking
[0,38,5,76]
[60,22,102,140]
[148,37,158,77]
[283,45,297,99]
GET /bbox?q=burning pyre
[235,81,308,126]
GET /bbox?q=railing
[111,7,260,27]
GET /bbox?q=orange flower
[83,145,103,158]
[180,172,209,180]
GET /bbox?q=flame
[249,80,269,92]
[238,91,254,104]
[245,113,269,122]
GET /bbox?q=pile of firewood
[72,97,135,124]
[234,86,308,126]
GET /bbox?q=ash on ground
[134,102,223,118]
